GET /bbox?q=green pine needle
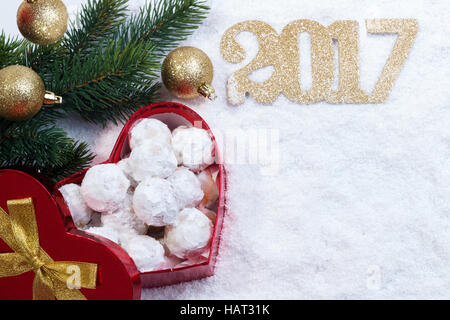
[64,0,129,60]
[0,116,94,182]
[54,38,160,125]
[45,140,95,182]
[0,32,26,69]
[121,0,209,60]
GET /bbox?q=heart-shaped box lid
[0,169,142,300]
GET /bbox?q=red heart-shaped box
[0,102,226,299]
[56,103,226,288]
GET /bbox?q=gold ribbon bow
[0,198,97,300]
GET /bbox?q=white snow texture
[2,0,450,299]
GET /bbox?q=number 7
[366,19,418,103]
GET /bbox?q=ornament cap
[43,91,62,105]
[198,83,217,101]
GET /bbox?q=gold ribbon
[0,198,97,300]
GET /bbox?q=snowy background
[2,0,450,299]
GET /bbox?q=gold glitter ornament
[0,65,62,121]
[17,0,68,45]
[162,46,217,100]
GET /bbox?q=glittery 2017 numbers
[220,19,418,105]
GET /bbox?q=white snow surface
[2,0,450,299]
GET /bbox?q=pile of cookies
[59,118,219,272]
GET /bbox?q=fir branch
[122,0,209,60]
[64,0,128,60]
[50,39,160,125]
[23,41,68,82]
[1,117,67,168]
[45,140,94,182]
[0,32,26,69]
[50,0,209,125]
[0,117,94,182]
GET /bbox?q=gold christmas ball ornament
[162,46,217,100]
[0,65,62,121]
[17,0,69,45]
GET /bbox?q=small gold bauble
[17,0,69,45]
[0,65,46,121]
[162,46,216,100]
